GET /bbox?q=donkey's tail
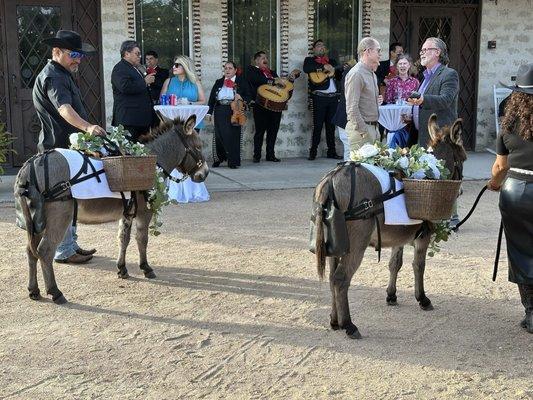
[14,168,39,257]
[314,176,331,281]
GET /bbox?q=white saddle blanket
[55,148,130,199]
[361,163,422,225]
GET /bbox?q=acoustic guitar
[308,69,334,85]
[256,69,301,112]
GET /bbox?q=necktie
[315,56,330,65]
[260,67,273,79]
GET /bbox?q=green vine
[0,123,15,177]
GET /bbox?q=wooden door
[390,1,480,150]
[4,0,72,165]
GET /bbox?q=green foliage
[69,126,170,236]
[0,123,14,176]
[350,142,451,180]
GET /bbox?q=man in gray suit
[408,37,459,146]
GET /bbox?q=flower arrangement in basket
[69,126,172,236]
[351,142,461,256]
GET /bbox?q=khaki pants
[345,121,380,152]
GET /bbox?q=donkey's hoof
[144,270,156,279]
[29,290,41,301]
[419,297,433,311]
[386,295,398,306]
[53,294,68,305]
[343,322,362,339]
[117,269,129,279]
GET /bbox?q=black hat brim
[499,81,533,95]
[43,37,96,54]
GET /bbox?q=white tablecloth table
[378,104,413,146]
[154,105,209,128]
[154,104,210,203]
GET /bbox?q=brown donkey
[14,116,208,304]
[312,114,467,339]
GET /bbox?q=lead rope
[449,185,504,281]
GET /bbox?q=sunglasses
[173,63,183,68]
[62,49,85,59]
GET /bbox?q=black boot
[518,284,533,333]
[308,148,317,161]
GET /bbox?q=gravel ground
[0,181,531,399]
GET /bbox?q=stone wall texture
[100,0,533,156]
[101,0,131,128]
[477,0,533,150]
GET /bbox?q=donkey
[14,116,208,304]
[312,114,467,339]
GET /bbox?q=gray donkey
[312,114,467,339]
[14,116,208,304]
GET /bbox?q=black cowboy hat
[500,63,533,95]
[42,30,96,54]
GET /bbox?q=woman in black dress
[487,63,533,333]
[207,61,250,169]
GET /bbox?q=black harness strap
[493,220,504,281]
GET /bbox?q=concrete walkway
[0,151,495,203]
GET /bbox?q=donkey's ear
[156,110,171,124]
[428,113,439,141]
[450,118,464,146]
[183,115,197,135]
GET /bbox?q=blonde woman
[161,55,209,203]
[161,55,205,102]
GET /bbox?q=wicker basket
[103,155,157,192]
[402,179,462,220]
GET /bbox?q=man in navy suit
[144,50,169,104]
[111,40,157,141]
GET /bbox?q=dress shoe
[228,164,238,169]
[308,149,317,160]
[327,154,343,160]
[212,161,221,168]
[55,253,93,264]
[266,156,281,162]
[76,247,97,256]
[253,157,260,163]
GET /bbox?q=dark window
[314,0,359,63]
[228,0,277,70]
[135,0,190,68]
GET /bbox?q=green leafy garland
[351,142,456,257]
[69,126,171,236]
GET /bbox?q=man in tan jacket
[344,37,383,152]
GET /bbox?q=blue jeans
[54,224,80,260]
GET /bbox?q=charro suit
[416,64,459,146]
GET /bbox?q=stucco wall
[101,0,131,128]
[370,0,391,50]
[476,0,533,150]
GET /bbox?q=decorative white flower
[397,156,409,169]
[386,148,395,156]
[411,169,426,179]
[69,133,80,146]
[356,144,379,158]
[420,153,438,167]
[430,165,441,179]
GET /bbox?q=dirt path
[0,182,531,399]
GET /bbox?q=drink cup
[160,94,168,105]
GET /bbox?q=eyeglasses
[367,47,382,54]
[420,47,438,55]
[61,49,85,59]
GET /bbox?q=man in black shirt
[33,30,106,264]
[145,50,168,104]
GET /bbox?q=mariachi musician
[247,51,286,163]
[303,39,343,160]
[207,61,251,169]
